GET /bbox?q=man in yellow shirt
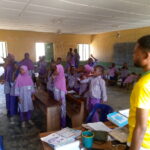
[128,35,150,150]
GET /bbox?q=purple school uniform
[4,64,13,115]
[80,76,107,122]
[53,64,66,128]
[15,66,35,121]
[19,58,34,71]
[38,61,47,76]
[74,53,80,68]
[67,73,76,89]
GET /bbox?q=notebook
[107,112,128,127]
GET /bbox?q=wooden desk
[34,89,61,131]
[66,94,86,127]
[39,122,126,150]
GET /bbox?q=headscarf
[15,65,33,88]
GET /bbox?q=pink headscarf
[15,65,33,88]
[84,64,94,73]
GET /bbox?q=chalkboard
[114,42,136,66]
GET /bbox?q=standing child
[80,65,107,122]
[9,62,19,124]
[15,65,35,128]
[4,54,15,117]
[67,66,77,90]
[52,58,67,128]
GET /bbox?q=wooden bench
[34,89,61,131]
[66,94,86,127]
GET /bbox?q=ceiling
[0,0,150,34]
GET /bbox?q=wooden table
[34,89,61,131]
[66,93,86,127]
[39,122,126,150]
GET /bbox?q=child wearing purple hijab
[15,65,35,128]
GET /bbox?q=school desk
[34,89,61,131]
[66,93,86,127]
[39,122,126,150]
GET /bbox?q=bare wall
[91,26,150,62]
[0,29,91,61]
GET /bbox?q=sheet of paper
[67,90,76,94]
[83,122,112,132]
[119,109,129,118]
[55,141,80,150]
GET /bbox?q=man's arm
[129,108,149,150]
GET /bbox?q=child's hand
[58,101,62,106]
[32,95,36,101]
[101,100,107,104]
[18,97,23,103]
[0,80,5,84]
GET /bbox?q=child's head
[111,63,116,68]
[69,48,73,53]
[13,62,19,70]
[77,65,84,73]
[50,62,57,71]
[24,53,30,59]
[74,48,77,53]
[88,58,93,65]
[20,65,28,75]
[93,65,104,77]
[57,57,62,64]
[70,66,76,75]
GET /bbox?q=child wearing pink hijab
[52,58,67,128]
[15,65,35,128]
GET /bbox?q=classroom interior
[0,0,150,150]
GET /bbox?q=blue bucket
[82,131,94,148]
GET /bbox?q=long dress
[53,64,66,128]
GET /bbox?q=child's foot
[28,120,34,126]
[10,117,15,125]
[21,121,26,128]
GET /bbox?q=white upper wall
[0,0,150,34]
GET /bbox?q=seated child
[123,72,138,89]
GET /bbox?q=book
[40,128,81,149]
[108,127,129,143]
[118,109,129,118]
[107,112,128,127]
[82,122,112,132]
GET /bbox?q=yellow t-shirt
[128,73,150,148]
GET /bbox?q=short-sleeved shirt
[128,73,150,149]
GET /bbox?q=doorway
[35,42,54,62]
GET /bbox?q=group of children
[2,53,35,128]
[1,49,141,128]
[106,62,140,89]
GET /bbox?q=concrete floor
[0,84,131,150]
